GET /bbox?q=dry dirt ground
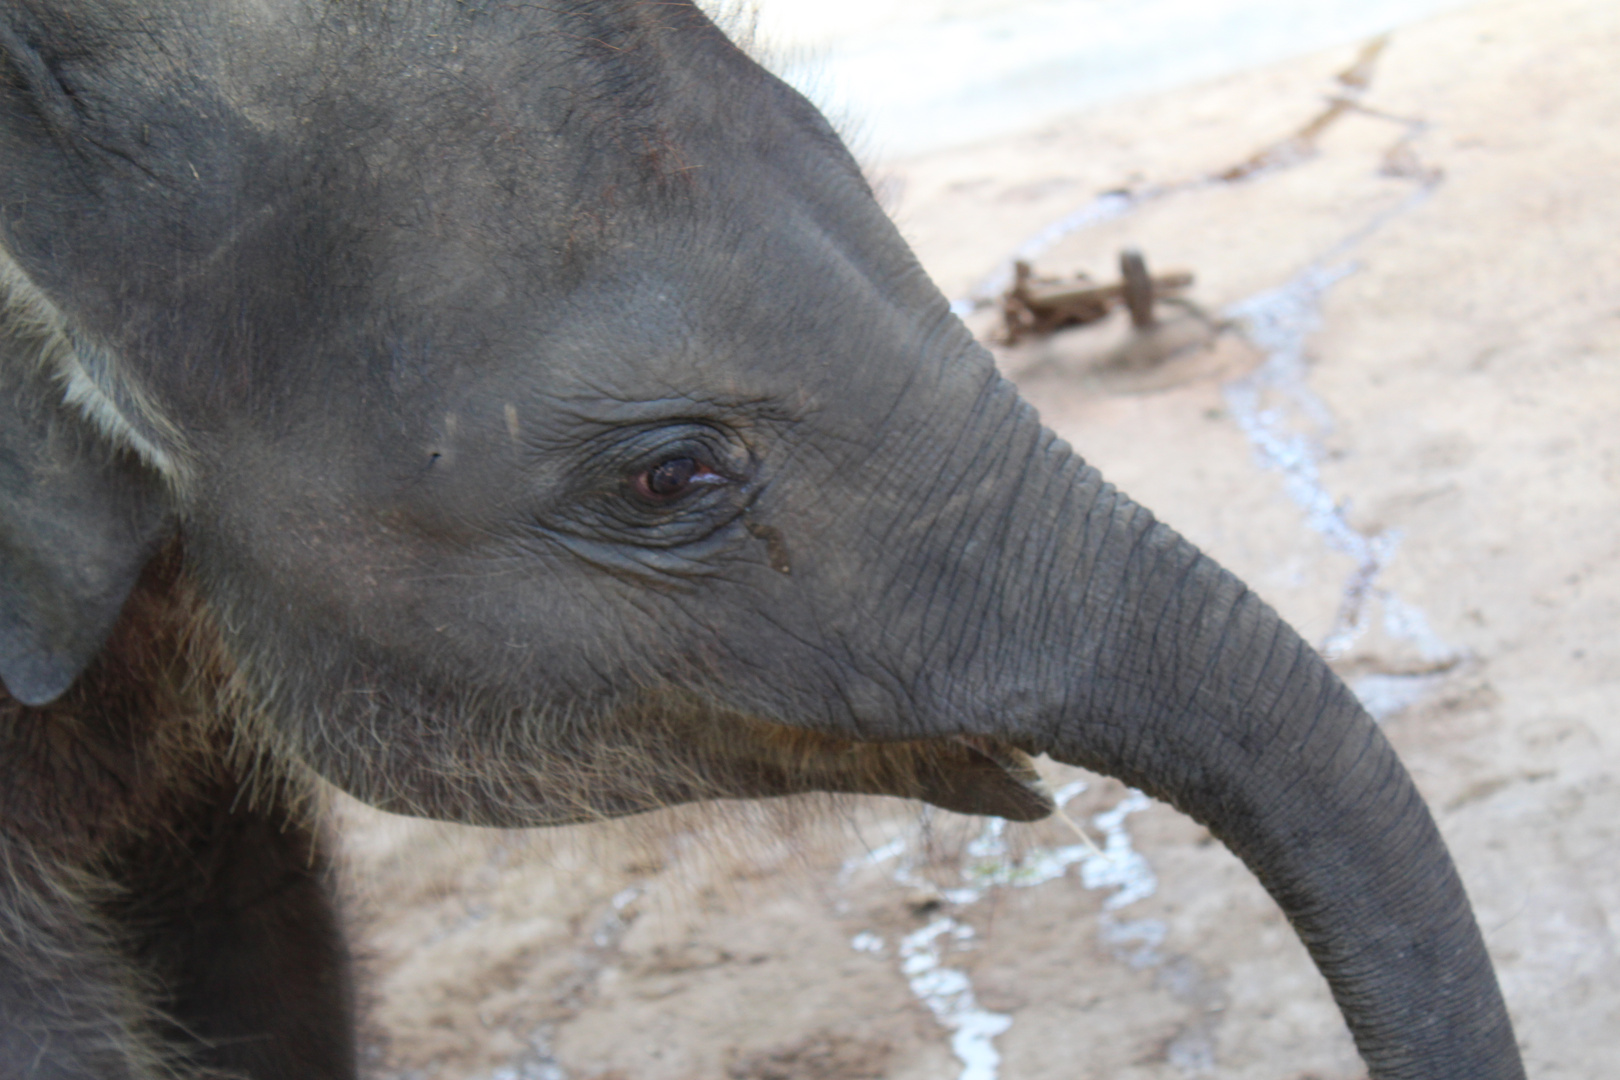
[339,1,1620,1077]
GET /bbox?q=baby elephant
[0,2,1519,1078]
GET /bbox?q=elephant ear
[0,10,179,705]
[0,293,174,707]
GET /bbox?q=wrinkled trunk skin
[959,396,1521,1079]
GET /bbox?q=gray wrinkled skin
[0,3,1521,1079]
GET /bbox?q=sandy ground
[340,1,1620,1077]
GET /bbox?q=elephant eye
[632,456,725,502]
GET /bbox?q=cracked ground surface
[342,1,1620,1077]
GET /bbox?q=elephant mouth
[693,712,1058,822]
[524,689,1063,822]
[424,692,1060,827]
[920,734,1058,821]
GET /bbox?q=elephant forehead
[1,2,875,435]
[294,241,964,466]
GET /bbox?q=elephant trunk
[984,436,1522,1079]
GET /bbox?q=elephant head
[0,2,1520,1077]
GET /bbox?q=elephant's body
[0,2,1520,1078]
[0,550,353,1079]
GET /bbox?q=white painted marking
[1221,263,1462,667]
[849,784,1161,1080]
[898,918,1013,1080]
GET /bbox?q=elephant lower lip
[932,735,1057,821]
[721,718,1058,821]
[500,692,1061,825]
[641,698,1059,821]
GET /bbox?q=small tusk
[1054,804,1104,856]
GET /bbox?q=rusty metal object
[998,252,1193,344]
[1119,248,1155,329]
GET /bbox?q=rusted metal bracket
[999,250,1194,344]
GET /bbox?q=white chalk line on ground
[1215,179,1460,680]
[846,782,1160,1080]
